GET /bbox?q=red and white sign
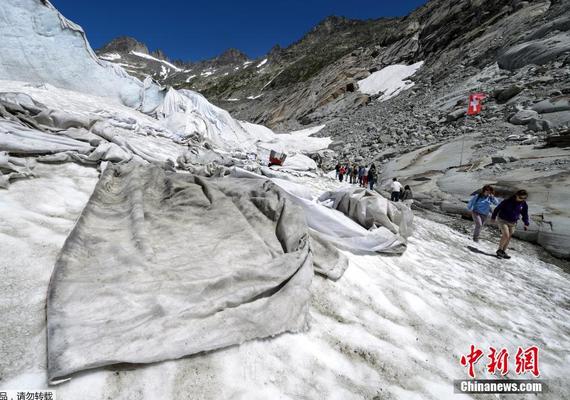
[467,93,486,116]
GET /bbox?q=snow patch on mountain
[358,61,424,101]
[99,53,121,61]
[130,51,181,71]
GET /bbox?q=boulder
[328,140,345,150]
[528,118,552,132]
[546,134,570,148]
[510,109,539,125]
[491,156,510,164]
[539,111,570,128]
[521,135,538,145]
[446,109,466,122]
[440,200,470,217]
[493,85,523,103]
[531,97,570,114]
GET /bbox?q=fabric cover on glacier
[1,0,416,383]
[47,163,314,383]
[46,163,413,383]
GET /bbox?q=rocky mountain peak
[312,15,357,33]
[212,48,249,65]
[151,49,169,60]
[97,36,149,55]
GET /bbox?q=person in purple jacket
[491,189,530,259]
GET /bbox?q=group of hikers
[334,162,413,201]
[467,185,530,259]
[334,161,529,260]
[335,163,378,190]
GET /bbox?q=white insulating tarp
[155,88,260,151]
[318,186,414,239]
[230,168,410,254]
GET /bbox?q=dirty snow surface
[1,166,568,399]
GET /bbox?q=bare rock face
[538,110,570,129]
[92,0,570,132]
[211,48,249,66]
[498,32,570,70]
[98,36,149,55]
[532,97,570,113]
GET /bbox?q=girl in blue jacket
[467,185,499,242]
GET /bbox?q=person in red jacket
[491,189,530,259]
[338,165,346,182]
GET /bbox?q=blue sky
[51,0,428,62]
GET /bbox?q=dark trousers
[391,191,400,202]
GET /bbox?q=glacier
[0,0,160,112]
[0,0,327,155]
[0,0,568,398]
[1,163,568,398]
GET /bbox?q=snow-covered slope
[1,165,568,399]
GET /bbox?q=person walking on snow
[467,184,498,242]
[335,163,340,179]
[351,164,358,184]
[368,164,377,190]
[339,165,346,182]
[358,166,364,186]
[491,189,530,259]
[390,178,403,201]
[362,166,369,188]
[401,185,413,201]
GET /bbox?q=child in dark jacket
[491,189,530,259]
